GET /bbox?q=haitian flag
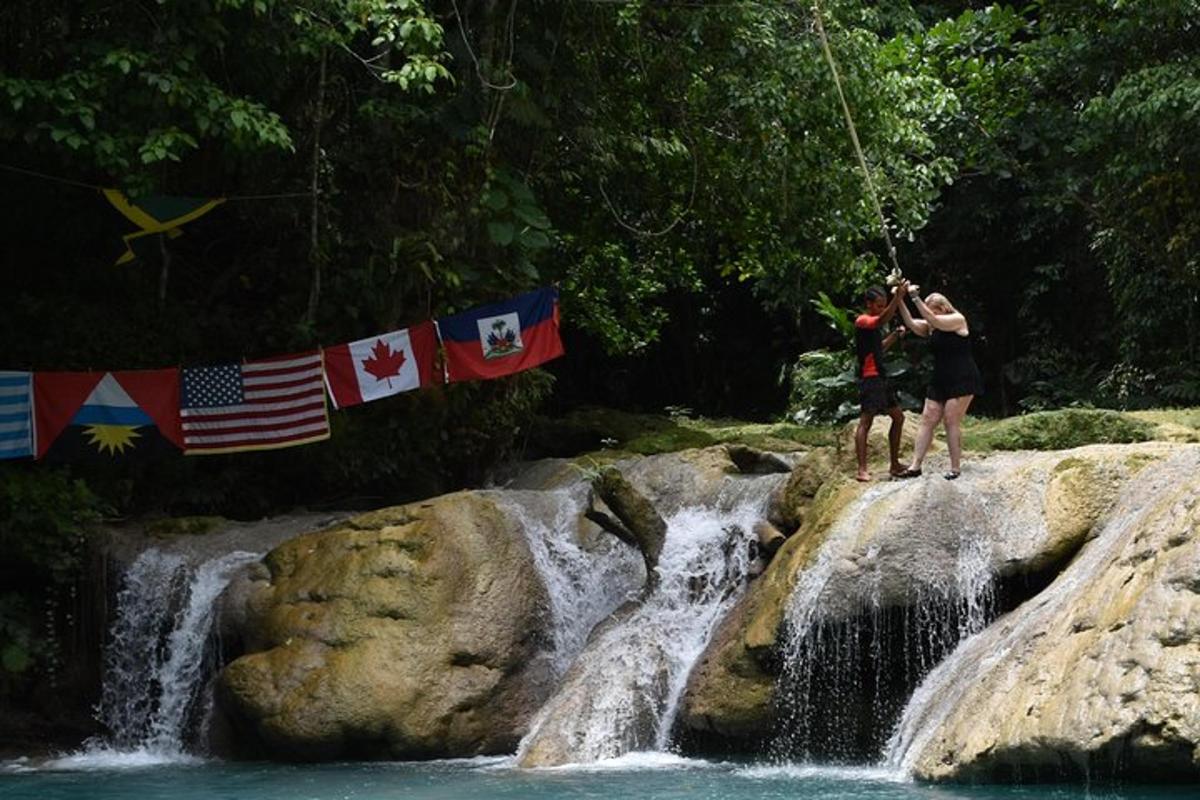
[34,369,183,460]
[437,287,564,382]
[324,321,439,410]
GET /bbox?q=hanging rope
[811,1,901,274]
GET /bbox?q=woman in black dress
[895,281,984,479]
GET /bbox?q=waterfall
[772,481,999,762]
[882,461,1177,775]
[516,474,784,766]
[77,548,260,764]
[492,487,643,676]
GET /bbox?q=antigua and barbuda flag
[436,287,564,382]
[323,321,439,410]
[0,371,35,460]
[33,369,183,460]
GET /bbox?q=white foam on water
[734,762,908,783]
[531,751,722,772]
[41,747,206,771]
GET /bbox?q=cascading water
[772,481,1000,763]
[882,462,1176,775]
[492,486,643,676]
[77,548,261,763]
[516,473,785,766]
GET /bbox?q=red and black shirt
[854,314,885,379]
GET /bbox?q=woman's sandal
[894,467,922,479]
[944,470,961,481]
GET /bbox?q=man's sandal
[943,470,961,481]
[894,468,922,479]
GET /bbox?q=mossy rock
[963,409,1154,452]
[1128,408,1200,443]
[528,407,834,459]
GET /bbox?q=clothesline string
[0,162,310,201]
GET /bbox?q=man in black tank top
[854,286,907,481]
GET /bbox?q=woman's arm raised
[912,294,966,333]
[896,285,931,337]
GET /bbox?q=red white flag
[180,351,330,455]
[323,321,439,409]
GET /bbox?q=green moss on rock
[963,409,1154,452]
[528,407,834,458]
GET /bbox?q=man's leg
[855,412,875,481]
[887,406,905,475]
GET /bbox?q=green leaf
[519,229,550,249]
[2,644,31,674]
[487,221,515,246]
[482,190,509,211]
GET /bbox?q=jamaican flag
[103,189,224,265]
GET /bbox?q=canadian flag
[323,321,439,409]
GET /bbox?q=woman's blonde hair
[925,292,957,314]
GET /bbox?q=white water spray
[77,548,260,765]
[773,481,999,761]
[493,487,643,675]
[516,474,784,765]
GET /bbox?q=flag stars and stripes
[181,364,244,409]
[180,353,329,454]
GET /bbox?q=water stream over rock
[73,549,261,764]
[516,473,785,766]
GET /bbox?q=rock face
[214,492,555,760]
[679,443,1182,757]
[891,446,1200,782]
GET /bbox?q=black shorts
[858,376,899,415]
[926,376,984,403]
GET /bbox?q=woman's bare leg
[942,395,975,472]
[908,399,944,471]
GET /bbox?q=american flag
[181,351,330,455]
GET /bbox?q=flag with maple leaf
[436,287,564,382]
[323,321,440,409]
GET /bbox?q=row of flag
[0,287,563,461]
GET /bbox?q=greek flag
[0,371,34,460]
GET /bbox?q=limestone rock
[725,444,792,475]
[618,447,739,516]
[767,447,837,531]
[592,467,667,585]
[678,443,1178,749]
[753,520,786,558]
[893,447,1200,782]
[516,601,669,767]
[676,590,776,743]
[215,493,554,760]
